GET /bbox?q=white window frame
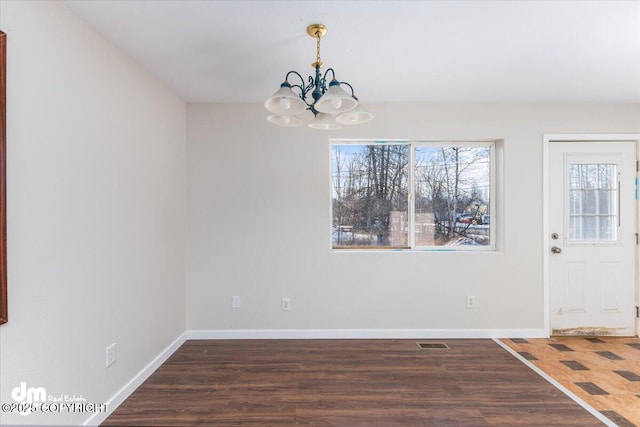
[330,139,497,251]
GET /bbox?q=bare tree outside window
[415,146,491,247]
[332,142,494,250]
[332,144,409,248]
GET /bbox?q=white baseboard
[82,332,187,427]
[186,328,548,340]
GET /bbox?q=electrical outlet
[466,295,476,309]
[282,297,292,311]
[231,295,241,309]
[106,343,117,368]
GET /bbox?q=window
[568,163,618,241]
[331,141,495,250]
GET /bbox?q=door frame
[543,134,640,337]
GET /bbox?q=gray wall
[187,103,640,335]
[0,2,187,425]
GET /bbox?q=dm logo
[11,382,46,416]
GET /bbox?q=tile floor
[502,337,640,427]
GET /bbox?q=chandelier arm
[294,76,316,107]
[284,70,315,106]
[339,81,356,98]
[322,68,337,84]
[288,84,306,96]
[285,70,306,87]
[303,78,315,98]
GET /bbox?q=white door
[549,141,637,336]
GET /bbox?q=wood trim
[0,31,6,325]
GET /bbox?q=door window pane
[568,163,617,241]
[581,190,597,214]
[598,190,615,214]
[598,216,615,240]
[582,216,597,240]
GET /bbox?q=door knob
[551,246,562,254]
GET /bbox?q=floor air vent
[417,342,449,350]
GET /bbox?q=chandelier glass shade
[264,24,372,129]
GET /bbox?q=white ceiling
[63,0,640,104]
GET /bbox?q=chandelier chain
[316,33,321,65]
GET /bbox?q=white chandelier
[264,24,373,130]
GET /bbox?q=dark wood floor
[102,339,603,426]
